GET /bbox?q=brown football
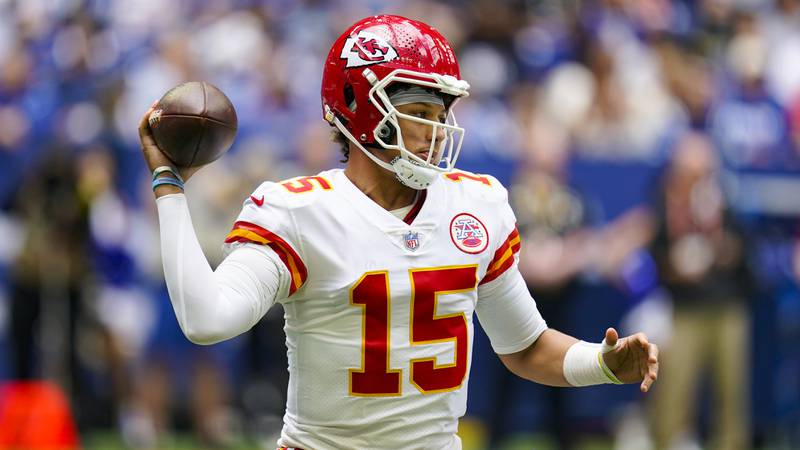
[148,81,238,167]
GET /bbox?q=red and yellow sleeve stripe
[224,221,308,295]
[479,226,521,285]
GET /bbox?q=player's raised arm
[138,103,285,345]
[138,102,200,195]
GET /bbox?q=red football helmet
[321,15,470,189]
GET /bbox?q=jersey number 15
[349,265,478,396]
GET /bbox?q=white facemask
[331,68,470,190]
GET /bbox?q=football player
[139,15,659,450]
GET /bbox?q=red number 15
[349,265,478,396]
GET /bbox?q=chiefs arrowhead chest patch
[450,213,489,254]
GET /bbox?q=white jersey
[223,168,546,450]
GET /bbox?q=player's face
[395,102,448,164]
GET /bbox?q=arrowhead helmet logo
[340,31,398,68]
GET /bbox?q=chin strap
[390,157,437,190]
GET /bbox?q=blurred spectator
[571,2,683,162]
[494,89,654,448]
[76,146,159,438]
[6,150,92,423]
[761,0,800,110]
[708,11,795,171]
[0,0,799,446]
[649,131,751,450]
[511,103,597,450]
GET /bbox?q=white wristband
[563,339,623,387]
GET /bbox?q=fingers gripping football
[139,102,200,183]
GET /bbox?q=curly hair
[331,129,350,163]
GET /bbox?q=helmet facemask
[329,68,469,190]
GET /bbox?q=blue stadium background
[0,0,799,448]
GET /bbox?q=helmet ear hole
[343,84,356,112]
[376,122,396,143]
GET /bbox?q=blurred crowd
[1,0,800,449]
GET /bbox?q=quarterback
[139,15,658,450]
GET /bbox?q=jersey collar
[331,168,443,229]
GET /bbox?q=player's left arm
[498,325,659,393]
[477,267,658,392]
[476,176,658,392]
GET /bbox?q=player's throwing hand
[138,101,200,183]
[601,328,659,393]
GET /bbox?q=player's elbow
[498,348,535,380]
[185,332,222,346]
[181,323,228,345]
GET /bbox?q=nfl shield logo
[404,231,420,251]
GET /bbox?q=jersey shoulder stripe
[225,221,308,295]
[480,226,521,285]
[443,170,493,186]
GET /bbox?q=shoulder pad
[441,170,508,203]
[245,174,336,211]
